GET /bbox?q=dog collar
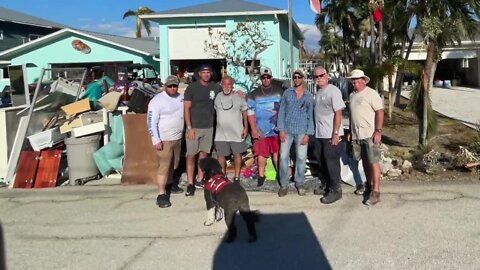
[205,174,231,195]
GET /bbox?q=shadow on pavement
[212,213,332,270]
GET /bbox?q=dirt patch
[382,98,479,181]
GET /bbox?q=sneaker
[354,184,365,195]
[257,176,266,187]
[320,191,342,204]
[167,184,184,194]
[296,186,306,196]
[278,187,288,197]
[194,180,204,189]
[185,184,195,196]
[365,191,380,206]
[156,194,171,208]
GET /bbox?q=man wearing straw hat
[346,69,384,205]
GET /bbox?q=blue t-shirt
[247,85,284,137]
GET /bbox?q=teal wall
[154,14,300,92]
[8,34,159,84]
[279,16,300,78]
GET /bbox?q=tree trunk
[420,42,435,146]
[392,37,407,106]
[388,74,393,120]
[378,18,384,98]
[369,15,376,64]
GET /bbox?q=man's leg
[279,134,294,188]
[293,134,308,195]
[197,151,208,181]
[155,142,173,207]
[186,154,196,186]
[197,128,214,183]
[371,162,381,192]
[217,155,227,174]
[320,140,342,204]
[233,153,242,178]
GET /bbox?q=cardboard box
[61,99,90,118]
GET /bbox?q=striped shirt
[277,88,314,135]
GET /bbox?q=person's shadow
[212,213,332,270]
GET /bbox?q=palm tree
[123,6,155,38]
[412,0,479,145]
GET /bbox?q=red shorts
[253,135,279,157]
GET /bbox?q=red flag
[373,8,382,23]
[309,0,321,14]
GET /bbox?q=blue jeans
[279,133,308,188]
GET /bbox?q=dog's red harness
[204,174,231,195]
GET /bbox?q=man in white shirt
[147,75,184,208]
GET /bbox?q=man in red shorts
[247,67,284,186]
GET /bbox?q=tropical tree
[123,6,155,38]
[411,0,479,146]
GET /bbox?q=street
[0,179,479,270]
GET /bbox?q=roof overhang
[141,10,288,19]
[0,18,60,29]
[0,28,154,60]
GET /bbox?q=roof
[141,0,304,40]
[0,28,159,59]
[144,0,284,18]
[0,6,65,29]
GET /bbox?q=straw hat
[346,69,370,83]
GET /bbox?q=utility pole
[288,0,293,85]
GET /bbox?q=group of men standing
[147,64,384,208]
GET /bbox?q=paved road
[1,179,479,270]
[402,86,480,128]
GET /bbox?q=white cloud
[76,18,159,38]
[297,23,322,52]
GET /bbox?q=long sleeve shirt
[147,91,184,144]
[277,88,314,135]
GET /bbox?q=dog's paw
[215,208,224,222]
[203,219,215,226]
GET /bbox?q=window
[244,60,260,75]
[28,34,42,41]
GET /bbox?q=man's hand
[300,135,309,145]
[153,141,163,151]
[236,91,246,99]
[331,134,341,145]
[279,131,287,143]
[251,128,260,140]
[187,128,196,140]
[242,128,248,139]
[372,130,382,144]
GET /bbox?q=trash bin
[65,134,101,185]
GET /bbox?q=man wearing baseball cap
[247,67,284,187]
[346,69,384,206]
[184,64,222,196]
[147,75,184,208]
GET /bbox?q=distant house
[141,0,304,91]
[406,38,480,88]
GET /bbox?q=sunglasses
[261,76,272,80]
[314,73,327,79]
[167,85,178,88]
[293,75,303,79]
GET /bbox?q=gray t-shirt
[214,92,247,142]
[184,81,222,128]
[314,84,346,138]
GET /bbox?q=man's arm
[147,99,162,149]
[241,110,248,139]
[184,100,196,140]
[372,109,384,144]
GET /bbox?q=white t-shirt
[147,91,184,144]
[214,92,247,142]
[349,86,383,140]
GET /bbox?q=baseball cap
[199,64,212,72]
[260,67,272,77]
[293,69,304,78]
[165,75,179,86]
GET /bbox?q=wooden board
[121,114,157,185]
[13,151,40,189]
[34,149,62,188]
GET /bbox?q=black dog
[199,157,259,243]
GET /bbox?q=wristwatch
[375,128,382,133]
[334,130,339,135]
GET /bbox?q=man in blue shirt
[277,70,314,196]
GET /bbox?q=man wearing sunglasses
[312,66,346,204]
[147,75,184,208]
[247,67,284,187]
[184,64,222,196]
[277,70,315,197]
[214,76,248,181]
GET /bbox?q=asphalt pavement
[1,179,479,270]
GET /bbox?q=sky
[0,0,322,51]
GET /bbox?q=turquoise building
[142,0,304,91]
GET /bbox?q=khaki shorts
[156,139,181,175]
[186,128,214,156]
[351,138,381,163]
